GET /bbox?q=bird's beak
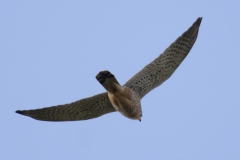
[139,119,141,122]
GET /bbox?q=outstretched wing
[16,92,115,121]
[124,17,202,99]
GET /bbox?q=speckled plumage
[16,17,202,121]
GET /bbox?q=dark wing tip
[180,17,202,41]
[195,17,202,28]
[192,17,202,30]
[197,17,202,23]
[16,110,25,115]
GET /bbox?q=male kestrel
[16,17,202,122]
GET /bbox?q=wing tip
[16,110,25,115]
[182,17,202,39]
[196,17,203,26]
[16,109,49,121]
[192,17,202,31]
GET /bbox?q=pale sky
[1,1,240,160]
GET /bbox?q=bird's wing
[124,17,202,99]
[16,92,116,121]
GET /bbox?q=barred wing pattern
[124,17,202,99]
[16,92,115,121]
[16,17,202,121]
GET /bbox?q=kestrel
[16,17,202,122]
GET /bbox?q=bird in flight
[16,17,202,122]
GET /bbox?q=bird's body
[16,17,202,122]
[96,70,142,121]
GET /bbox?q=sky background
[1,1,240,160]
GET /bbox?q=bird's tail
[96,70,120,93]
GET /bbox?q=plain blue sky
[1,1,240,160]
